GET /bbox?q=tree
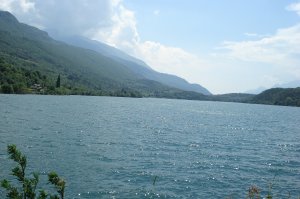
[1,83,14,94]
[13,83,26,94]
[56,74,60,88]
[1,145,66,199]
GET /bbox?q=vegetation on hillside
[208,93,255,103]
[0,53,210,99]
[0,57,46,94]
[0,56,143,97]
[56,35,212,95]
[250,87,300,107]
[0,11,210,99]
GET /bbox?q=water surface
[0,95,299,198]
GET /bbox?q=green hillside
[53,34,211,95]
[250,87,300,107]
[208,93,254,102]
[0,11,208,99]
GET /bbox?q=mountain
[49,33,211,95]
[0,11,209,98]
[250,87,300,107]
[47,33,152,70]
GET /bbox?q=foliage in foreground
[0,144,66,199]
[224,184,299,199]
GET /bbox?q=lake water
[0,95,299,198]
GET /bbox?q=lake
[0,95,299,198]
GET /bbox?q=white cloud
[0,0,13,11]
[19,0,34,12]
[91,1,140,55]
[287,1,300,16]
[244,32,270,38]
[90,1,210,87]
[0,0,34,13]
[135,41,209,82]
[0,0,115,35]
[244,32,259,37]
[220,24,300,71]
[214,20,300,92]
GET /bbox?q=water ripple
[0,95,299,198]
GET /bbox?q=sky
[0,0,300,94]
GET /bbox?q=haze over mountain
[273,80,300,89]
[49,32,211,95]
[245,87,268,95]
[245,80,300,94]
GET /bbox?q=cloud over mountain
[1,0,210,89]
[0,0,116,35]
[1,0,300,93]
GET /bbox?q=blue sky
[1,0,300,94]
[124,0,299,53]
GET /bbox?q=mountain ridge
[0,11,210,99]
[250,87,300,106]
[49,33,211,95]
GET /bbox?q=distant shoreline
[1,92,299,108]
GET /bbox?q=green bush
[1,145,66,199]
